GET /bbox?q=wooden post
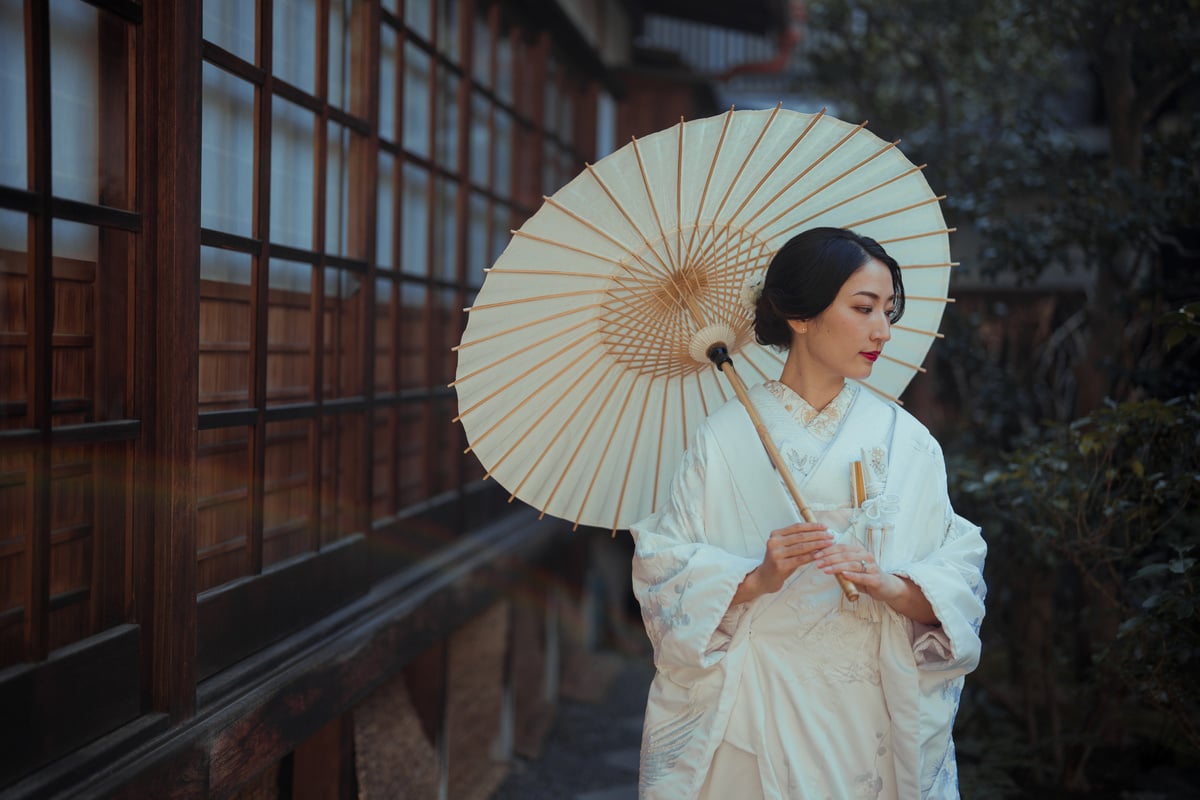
[141,0,201,720]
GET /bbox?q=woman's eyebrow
[852,291,896,302]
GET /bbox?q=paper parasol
[452,106,953,539]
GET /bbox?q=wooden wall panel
[0,624,140,788]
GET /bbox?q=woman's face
[787,258,894,382]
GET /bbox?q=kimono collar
[762,379,860,443]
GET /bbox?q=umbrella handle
[708,346,860,602]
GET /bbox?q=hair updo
[753,227,905,350]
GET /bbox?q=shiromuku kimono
[630,380,987,800]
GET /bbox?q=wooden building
[0,1,789,797]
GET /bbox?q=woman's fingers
[772,524,832,547]
[773,522,828,535]
[813,543,875,575]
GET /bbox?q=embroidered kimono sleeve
[891,437,987,677]
[630,427,759,676]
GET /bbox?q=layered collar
[762,379,859,443]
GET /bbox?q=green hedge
[950,394,1200,795]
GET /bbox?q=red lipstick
[860,351,880,362]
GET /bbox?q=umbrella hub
[598,222,773,378]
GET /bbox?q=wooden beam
[141,0,201,720]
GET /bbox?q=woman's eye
[856,306,872,314]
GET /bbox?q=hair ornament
[739,272,766,315]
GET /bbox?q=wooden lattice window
[198,0,374,592]
[0,0,139,671]
[0,0,600,683]
[371,1,597,525]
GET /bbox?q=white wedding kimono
[630,381,987,800]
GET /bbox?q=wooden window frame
[1,0,604,790]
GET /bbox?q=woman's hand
[813,543,940,625]
[732,523,832,605]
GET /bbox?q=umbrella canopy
[453,106,954,532]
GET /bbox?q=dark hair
[754,227,905,349]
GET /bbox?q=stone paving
[491,652,654,800]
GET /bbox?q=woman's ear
[787,318,808,335]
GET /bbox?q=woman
[630,227,987,800]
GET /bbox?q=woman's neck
[778,358,845,412]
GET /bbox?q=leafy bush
[951,393,1200,793]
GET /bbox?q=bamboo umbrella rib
[736,122,877,238]
[754,151,912,237]
[741,349,785,384]
[592,355,694,383]
[569,385,640,530]
[709,284,755,334]
[899,262,957,270]
[601,284,696,345]
[625,362,700,382]
[692,368,710,421]
[476,343,611,475]
[542,268,665,307]
[582,163,674,276]
[665,375,690,496]
[466,288,618,313]
[842,195,946,230]
[659,352,703,382]
[630,135,680,274]
[542,195,665,277]
[690,212,753,273]
[600,293,685,331]
[449,314,596,387]
[501,233,661,282]
[702,226,773,274]
[693,260,769,316]
[906,295,955,303]
[590,326,686,379]
[600,291,688,345]
[693,104,789,262]
[760,165,922,243]
[696,363,730,420]
[685,107,736,264]
[695,232,772,288]
[688,226,767,277]
[713,365,732,404]
[653,372,671,509]
[454,303,600,351]
[615,263,729,330]
[598,306,681,353]
[658,269,713,329]
[509,360,624,498]
[676,118,686,273]
[858,380,902,405]
[686,109,739,267]
[453,334,599,423]
[691,221,772,287]
[720,111,831,234]
[668,230,759,326]
[537,365,632,519]
[598,306,690,377]
[892,323,945,339]
[485,267,627,280]
[606,381,660,532]
[877,227,956,245]
[880,353,927,373]
[739,133,902,244]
